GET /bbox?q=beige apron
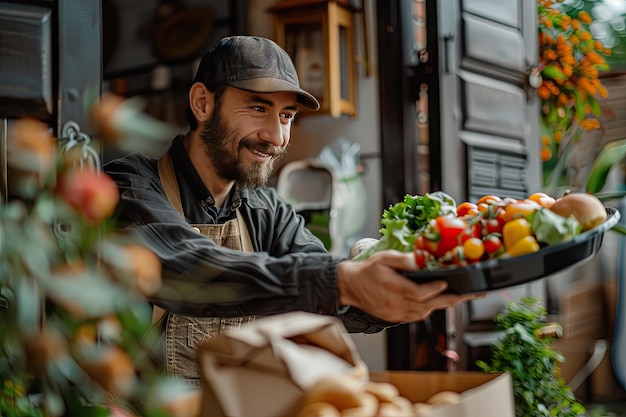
[154,152,256,386]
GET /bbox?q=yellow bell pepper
[502,218,533,249]
[507,235,540,257]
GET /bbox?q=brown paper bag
[197,311,367,417]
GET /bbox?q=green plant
[476,296,586,417]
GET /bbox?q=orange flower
[543,49,558,61]
[579,118,600,130]
[538,85,552,100]
[577,77,596,95]
[578,10,592,24]
[586,51,606,65]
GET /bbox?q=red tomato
[484,218,502,235]
[414,235,426,251]
[484,235,503,255]
[414,249,430,269]
[435,215,468,240]
[450,246,468,267]
[461,222,482,243]
[432,215,468,258]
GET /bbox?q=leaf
[530,208,581,245]
[542,64,567,82]
[586,139,626,193]
[587,95,601,117]
[573,90,586,121]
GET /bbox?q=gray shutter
[438,0,540,202]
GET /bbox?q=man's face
[199,87,298,188]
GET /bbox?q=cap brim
[230,77,320,111]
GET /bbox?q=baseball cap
[193,36,320,111]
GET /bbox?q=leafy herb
[477,297,586,417]
[529,207,582,246]
[352,192,456,260]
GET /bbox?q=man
[104,36,476,385]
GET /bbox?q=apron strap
[236,210,254,253]
[153,151,183,326]
[157,151,185,218]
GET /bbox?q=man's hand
[337,250,481,323]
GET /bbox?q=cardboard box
[370,371,515,417]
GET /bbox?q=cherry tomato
[485,218,502,235]
[484,235,503,255]
[493,207,507,228]
[414,235,427,251]
[528,192,556,208]
[501,200,540,223]
[477,202,490,217]
[415,234,440,257]
[457,201,479,217]
[477,195,502,205]
[461,221,482,243]
[414,249,430,269]
[463,237,485,261]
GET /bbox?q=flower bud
[57,168,120,223]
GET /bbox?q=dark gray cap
[193,36,320,111]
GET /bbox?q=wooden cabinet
[268,0,358,118]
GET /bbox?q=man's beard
[199,110,286,189]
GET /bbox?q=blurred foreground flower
[0,107,194,416]
[91,92,180,154]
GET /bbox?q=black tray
[403,207,621,294]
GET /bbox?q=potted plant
[476,296,586,417]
